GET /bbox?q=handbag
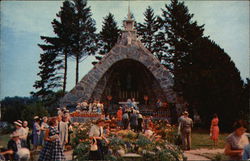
[90,138,98,151]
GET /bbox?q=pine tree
[70,0,98,85]
[137,6,159,55]
[51,0,75,93]
[92,13,120,65]
[159,0,204,71]
[32,46,63,100]
[35,0,75,94]
[180,37,244,130]
[158,0,246,129]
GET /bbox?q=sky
[0,0,249,100]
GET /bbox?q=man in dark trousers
[122,112,129,129]
[130,110,138,132]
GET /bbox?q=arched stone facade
[60,43,177,106]
[60,13,179,108]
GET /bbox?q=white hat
[17,120,23,124]
[34,116,39,120]
[14,121,22,127]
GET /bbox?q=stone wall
[60,41,177,107]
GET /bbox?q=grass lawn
[0,134,10,148]
[191,128,229,150]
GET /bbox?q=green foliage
[158,0,204,70]
[178,37,245,130]
[33,0,76,96]
[71,122,183,161]
[137,6,159,55]
[0,125,15,135]
[109,137,125,150]
[70,0,98,84]
[73,142,89,160]
[32,49,63,100]
[21,102,49,124]
[93,12,120,65]
[71,122,92,149]
[136,134,153,149]
[1,96,38,123]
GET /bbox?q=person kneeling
[2,132,30,161]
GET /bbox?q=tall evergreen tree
[51,0,75,93]
[137,6,159,55]
[159,0,204,71]
[92,13,120,65]
[158,0,246,130]
[32,46,63,100]
[239,78,250,121]
[179,37,244,130]
[35,0,75,94]
[71,0,98,85]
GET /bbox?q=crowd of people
[76,100,104,114]
[0,97,250,161]
[0,107,72,161]
[177,111,250,160]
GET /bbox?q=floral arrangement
[71,122,184,161]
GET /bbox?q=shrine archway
[90,59,166,104]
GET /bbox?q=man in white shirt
[57,115,68,150]
[14,121,26,141]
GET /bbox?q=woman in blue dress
[32,116,41,150]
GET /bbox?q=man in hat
[180,111,193,150]
[3,132,29,160]
[13,121,26,141]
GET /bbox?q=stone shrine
[60,10,184,113]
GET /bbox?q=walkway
[64,148,224,160]
[184,148,224,161]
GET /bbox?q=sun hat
[17,120,23,124]
[14,121,22,127]
[34,116,39,120]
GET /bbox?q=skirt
[211,126,219,140]
[38,140,65,161]
[88,139,104,160]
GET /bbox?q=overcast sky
[0,0,249,100]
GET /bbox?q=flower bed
[71,121,184,161]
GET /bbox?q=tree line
[1,0,247,130]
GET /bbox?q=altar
[118,101,139,105]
